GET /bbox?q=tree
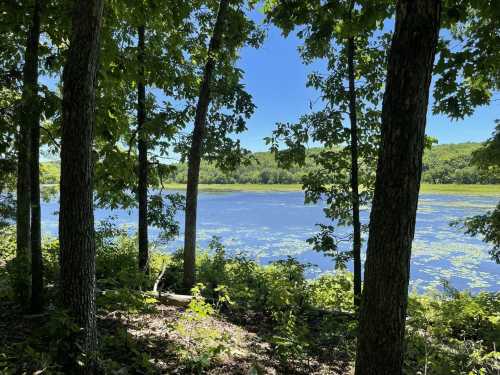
[137,23,148,273]
[29,0,43,314]
[183,0,230,291]
[59,0,103,372]
[15,0,41,307]
[265,0,388,306]
[0,2,24,230]
[182,0,262,290]
[13,0,46,309]
[346,24,362,307]
[1,0,60,309]
[90,0,197,274]
[0,85,17,230]
[355,0,441,373]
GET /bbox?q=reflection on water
[41,192,499,292]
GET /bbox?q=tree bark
[59,0,103,372]
[29,0,43,314]
[355,1,441,374]
[183,0,229,291]
[137,25,149,273]
[16,0,43,307]
[347,35,361,309]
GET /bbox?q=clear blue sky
[236,21,499,152]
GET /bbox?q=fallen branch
[156,293,193,307]
[153,261,167,293]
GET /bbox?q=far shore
[39,183,499,196]
[168,183,500,196]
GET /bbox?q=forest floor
[0,294,353,374]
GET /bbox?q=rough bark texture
[29,0,43,314]
[137,25,149,273]
[16,0,42,307]
[59,0,103,372]
[183,0,229,291]
[347,35,361,308]
[355,1,441,374]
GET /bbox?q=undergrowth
[0,224,498,374]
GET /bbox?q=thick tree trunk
[59,0,103,372]
[183,0,229,291]
[137,25,149,273]
[355,1,440,374]
[347,35,361,308]
[29,0,43,314]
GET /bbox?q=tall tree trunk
[183,0,229,291]
[355,1,440,374]
[29,0,43,314]
[59,0,103,372]
[347,35,361,309]
[16,0,42,307]
[137,25,149,273]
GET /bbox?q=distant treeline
[421,142,499,184]
[170,143,499,185]
[40,142,499,186]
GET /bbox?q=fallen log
[157,293,193,307]
[145,291,193,308]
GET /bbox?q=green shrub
[405,285,500,374]
[97,288,158,314]
[94,219,172,290]
[174,284,232,373]
[308,272,354,312]
[100,327,157,375]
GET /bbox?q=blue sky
[235,21,499,152]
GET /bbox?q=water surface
[41,191,499,292]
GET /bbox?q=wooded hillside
[40,142,500,186]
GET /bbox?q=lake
[41,191,499,293]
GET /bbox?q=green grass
[161,183,499,196]
[420,184,500,196]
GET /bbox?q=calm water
[41,191,500,292]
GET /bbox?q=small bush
[405,285,500,374]
[174,284,232,373]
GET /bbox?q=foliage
[162,239,499,373]
[422,142,499,184]
[405,284,500,374]
[165,239,353,370]
[433,1,500,119]
[97,288,158,314]
[39,142,500,187]
[471,121,500,172]
[453,202,500,263]
[452,126,500,263]
[0,228,498,373]
[173,283,231,373]
[92,0,264,217]
[39,161,60,185]
[308,272,354,312]
[95,218,174,290]
[0,226,59,300]
[100,325,159,375]
[95,219,150,289]
[0,220,168,295]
